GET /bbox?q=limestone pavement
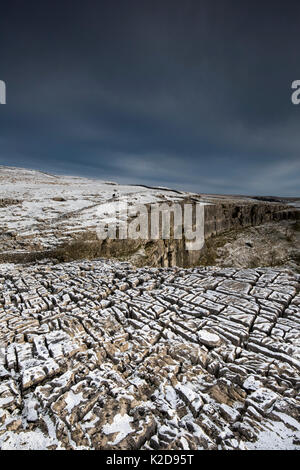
[0,259,299,449]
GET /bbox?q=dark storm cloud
[0,0,299,195]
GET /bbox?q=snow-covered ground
[0,166,195,253]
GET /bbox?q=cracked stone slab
[0,259,299,450]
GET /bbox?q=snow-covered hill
[0,166,192,254]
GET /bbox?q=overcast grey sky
[0,1,299,196]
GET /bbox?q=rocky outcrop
[0,198,20,208]
[204,202,299,239]
[0,259,299,450]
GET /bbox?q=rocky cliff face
[204,201,299,239]
[0,166,299,268]
[57,202,298,268]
